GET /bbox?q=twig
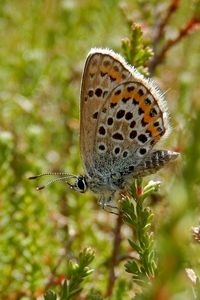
[105,212,123,298]
[152,0,180,47]
[149,17,200,74]
[44,254,66,290]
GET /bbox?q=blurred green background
[0,0,200,299]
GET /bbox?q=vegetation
[0,0,200,299]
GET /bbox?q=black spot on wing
[112,132,124,140]
[116,110,125,119]
[129,130,137,139]
[138,134,148,143]
[107,117,113,126]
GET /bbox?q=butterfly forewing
[80,49,132,175]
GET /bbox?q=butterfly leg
[98,194,119,214]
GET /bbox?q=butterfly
[29,48,179,209]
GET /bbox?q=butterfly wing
[93,79,169,174]
[80,48,133,175]
[80,48,170,181]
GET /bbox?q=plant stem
[105,212,123,298]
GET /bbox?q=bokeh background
[0,0,200,299]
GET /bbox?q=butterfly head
[70,175,88,193]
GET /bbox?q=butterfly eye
[73,176,87,193]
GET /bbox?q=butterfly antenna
[28,173,78,190]
[28,172,76,180]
